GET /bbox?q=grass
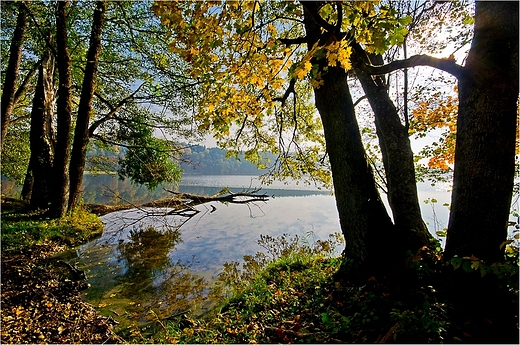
[150,233,449,344]
[1,197,104,250]
[2,196,517,343]
[149,232,519,344]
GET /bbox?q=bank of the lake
[1,192,518,344]
[0,198,122,344]
[47,174,453,339]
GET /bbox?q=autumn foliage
[410,88,458,171]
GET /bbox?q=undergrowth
[151,231,519,344]
[1,198,103,250]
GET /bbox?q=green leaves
[118,137,183,191]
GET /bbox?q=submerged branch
[163,188,269,205]
[86,188,269,216]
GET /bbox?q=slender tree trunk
[445,1,519,264]
[303,5,396,270]
[51,0,73,218]
[26,47,55,210]
[68,1,106,211]
[353,50,432,253]
[1,1,28,154]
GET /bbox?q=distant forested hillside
[85,144,273,176]
[179,145,274,175]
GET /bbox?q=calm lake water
[61,174,451,331]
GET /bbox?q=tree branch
[334,3,343,36]
[302,3,336,34]
[273,78,296,106]
[13,61,40,105]
[358,54,464,79]
[278,36,307,46]
[89,83,144,136]
[164,188,269,206]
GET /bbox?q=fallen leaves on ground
[1,241,122,344]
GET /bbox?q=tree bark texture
[27,47,55,210]
[51,0,73,218]
[353,50,432,253]
[445,1,519,263]
[303,4,396,268]
[1,2,28,154]
[68,1,107,211]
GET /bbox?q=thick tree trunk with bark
[51,1,73,218]
[1,2,28,154]
[443,4,519,341]
[68,1,106,211]
[445,1,519,264]
[303,5,396,269]
[353,50,432,253]
[26,47,55,210]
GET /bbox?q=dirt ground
[0,241,122,344]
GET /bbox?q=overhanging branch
[273,78,296,106]
[278,37,307,46]
[89,83,144,136]
[358,54,464,79]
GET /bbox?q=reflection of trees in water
[82,174,176,205]
[77,191,269,324]
[118,226,181,293]
[116,225,207,320]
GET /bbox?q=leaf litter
[1,241,122,344]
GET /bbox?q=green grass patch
[155,231,516,344]
[1,199,103,250]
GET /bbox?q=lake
[61,174,451,332]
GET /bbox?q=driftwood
[163,187,269,205]
[86,188,269,216]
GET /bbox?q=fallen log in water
[86,188,269,216]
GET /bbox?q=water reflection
[66,210,213,333]
[63,175,452,334]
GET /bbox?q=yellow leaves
[325,41,352,70]
[294,61,312,80]
[250,74,264,88]
[411,92,458,170]
[310,78,324,89]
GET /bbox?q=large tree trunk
[68,1,106,211]
[50,0,73,218]
[443,3,518,342]
[353,50,432,253]
[303,5,396,270]
[445,1,519,264]
[27,47,55,210]
[1,1,28,154]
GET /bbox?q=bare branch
[358,54,464,79]
[278,37,307,46]
[164,188,269,205]
[353,95,367,107]
[273,78,296,106]
[89,83,145,136]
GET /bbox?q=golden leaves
[325,41,352,70]
[154,0,297,153]
[410,91,458,170]
[294,61,312,80]
[153,0,406,184]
